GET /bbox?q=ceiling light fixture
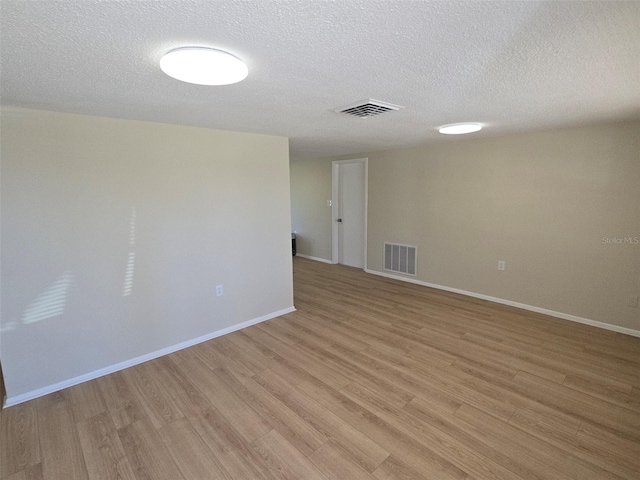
[438,123,483,135]
[160,47,248,85]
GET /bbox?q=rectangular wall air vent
[384,243,417,276]
[333,99,404,118]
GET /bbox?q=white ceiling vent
[333,99,403,118]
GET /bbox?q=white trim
[363,160,369,271]
[3,306,296,408]
[365,268,640,338]
[331,164,338,264]
[296,253,335,264]
[331,158,368,269]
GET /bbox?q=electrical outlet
[628,295,639,308]
[498,260,505,271]
[327,200,332,207]
[216,285,223,297]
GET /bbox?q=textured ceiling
[1,1,639,159]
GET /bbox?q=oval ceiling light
[438,123,483,135]
[160,47,248,85]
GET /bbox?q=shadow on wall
[122,207,137,296]
[0,206,139,334]
[0,270,75,333]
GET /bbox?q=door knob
[337,218,342,222]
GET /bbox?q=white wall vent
[384,243,417,276]
[333,99,403,118]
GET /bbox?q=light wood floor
[2,257,640,479]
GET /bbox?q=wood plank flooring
[2,256,640,479]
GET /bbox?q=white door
[336,161,366,268]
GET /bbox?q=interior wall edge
[1,305,296,409]
[364,268,640,338]
[295,254,335,264]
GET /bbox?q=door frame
[331,158,368,268]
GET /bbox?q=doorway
[332,158,368,268]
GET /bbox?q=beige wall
[290,120,640,332]
[290,158,333,260]
[1,108,294,402]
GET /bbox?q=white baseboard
[3,306,296,408]
[365,268,640,338]
[296,253,335,264]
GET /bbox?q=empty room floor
[2,256,640,479]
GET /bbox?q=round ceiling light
[438,123,483,135]
[160,47,248,85]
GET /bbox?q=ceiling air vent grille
[334,99,403,118]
